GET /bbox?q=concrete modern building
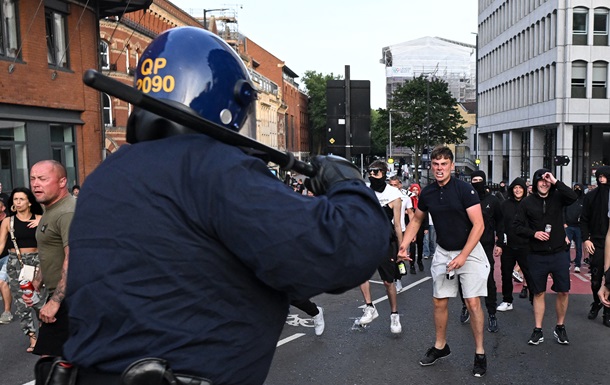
[381,36,477,174]
[478,0,610,185]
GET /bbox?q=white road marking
[277,333,306,347]
[359,276,432,308]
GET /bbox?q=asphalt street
[0,250,607,385]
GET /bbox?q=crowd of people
[2,27,609,385]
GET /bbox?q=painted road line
[359,276,432,308]
[277,333,306,347]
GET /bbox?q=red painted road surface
[493,246,594,295]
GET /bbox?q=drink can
[446,262,455,280]
[544,224,552,233]
[397,261,406,275]
[19,280,40,305]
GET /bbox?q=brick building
[101,1,203,152]
[239,37,309,161]
[0,0,149,190]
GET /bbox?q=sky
[171,0,479,109]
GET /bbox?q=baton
[82,70,316,177]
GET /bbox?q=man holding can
[398,146,488,378]
[514,169,577,345]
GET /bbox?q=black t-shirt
[418,177,480,251]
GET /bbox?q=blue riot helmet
[126,26,257,143]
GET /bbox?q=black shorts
[33,300,69,357]
[377,239,398,283]
[527,250,570,294]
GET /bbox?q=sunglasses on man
[368,168,383,175]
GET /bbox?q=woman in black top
[0,187,43,352]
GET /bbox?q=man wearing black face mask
[357,160,406,334]
[459,170,504,333]
[564,184,585,273]
[581,166,610,326]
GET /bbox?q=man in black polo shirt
[398,146,489,378]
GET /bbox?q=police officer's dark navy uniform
[35,27,391,385]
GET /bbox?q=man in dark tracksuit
[497,178,531,310]
[460,170,504,333]
[564,183,584,272]
[580,166,610,327]
[514,169,577,345]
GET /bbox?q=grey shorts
[431,243,490,298]
[0,255,8,282]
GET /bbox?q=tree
[300,70,342,154]
[385,75,467,184]
[370,108,389,156]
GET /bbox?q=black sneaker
[410,265,417,274]
[472,353,487,377]
[519,287,528,299]
[460,306,470,324]
[553,324,569,345]
[418,262,424,272]
[419,344,451,366]
[588,302,603,320]
[528,327,544,345]
[487,314,498,333]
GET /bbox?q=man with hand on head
[514,169,577,346]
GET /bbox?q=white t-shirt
[375,185,407,231]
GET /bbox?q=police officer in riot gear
[36,27,391,385]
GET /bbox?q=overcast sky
[171,0,479,109]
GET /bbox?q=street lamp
[472,32,479,169]
[203,8,228,30]
[388,110,393,159]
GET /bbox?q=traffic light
[554,155,570,166]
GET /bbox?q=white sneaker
[313,306,325,336]
[395,279,403,292]
[512,270,523,283]
[496,302,513,312]
[359,305,379,325]
[390,313,402,334]
[574,267,580,273]
[0,311,13,324]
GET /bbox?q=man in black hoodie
[459,170,503,333]
[514,169,577,345]
[564,183,585,272]
[497,177,531,311]
[580,166,610,326]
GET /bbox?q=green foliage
[371,108,389,156]
[301,70,342,154]
[380,76,468,183]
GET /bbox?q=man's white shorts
[430,242,490,298]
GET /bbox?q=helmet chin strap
[126,107,197,144]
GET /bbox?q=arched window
[102,93,113,126]
[594,8,609,46]
[571,61,587,98]
[592,61,608,98]
[573,7,589,45]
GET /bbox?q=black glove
[304,155,363,195]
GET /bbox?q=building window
[99,40,109,69]
[573,7,589,45]
[594,8,609,46]
[0,121,28,190]
[592,61,608,99]
[45,9,68,68]
[102,93,112,126]
[571,61,587,98]
[0,0,19,58]
[50,124,77,186]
